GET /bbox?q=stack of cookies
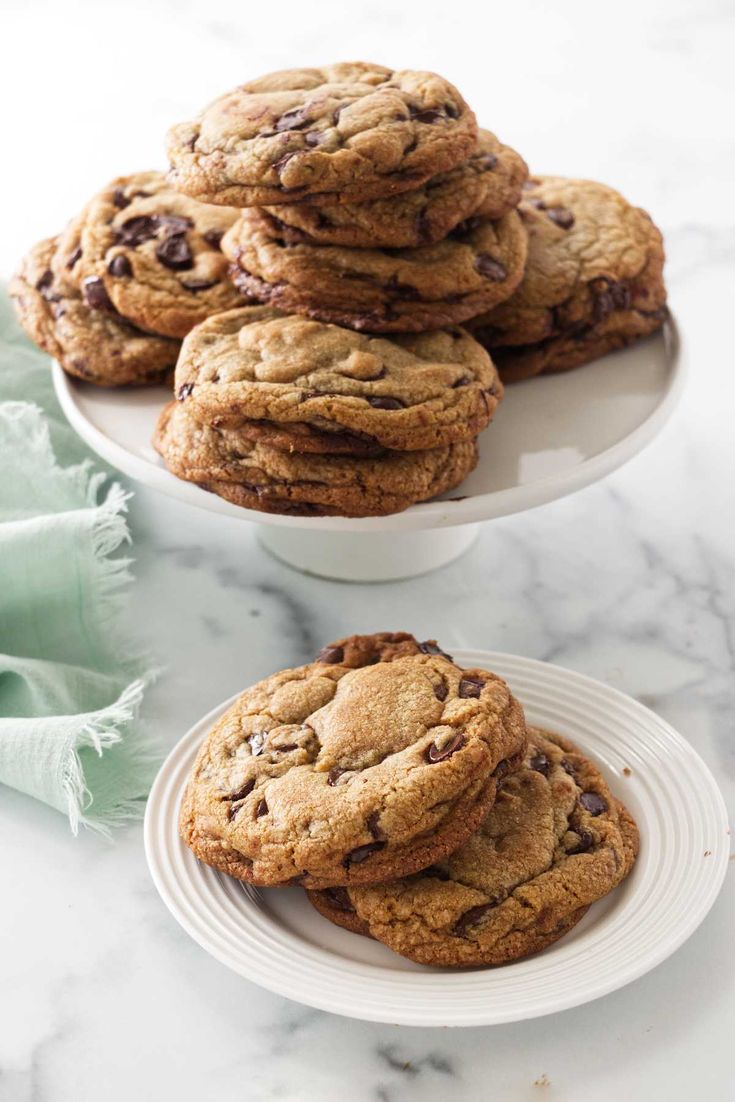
[11,59,668,517]
[180,632,638,967]
[10,172,242,386]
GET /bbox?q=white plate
[54,318,683,534]
[143,648,728,1027]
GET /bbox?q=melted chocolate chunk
[366,811,383,839]
[203,230,223,250]
[419,640,454,662]
[529,753,551,776]
[256,798,268,817]
[475,254,508,281]
[367,396,404,410]
[324,887,354,912]
[156,234,193,270]
[426,732,465,763]
[177,382,194,400]
[226,778,255,803]
[458,677,484,698]
[579,792,608,816]
[113,187,131,209]
[66,246,82,270]
[342,841,385,867]
[82,276,116,314]
[454,902,493,937]
[327,767,348,786]
[476,152,498,171]
[274,107,310,132]
[433,681,448,702]
[116,215,160,247]
[567,830,594,855]
[108,254,132,278]
[546,206,575,229]
[316,644,344,664]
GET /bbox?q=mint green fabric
[0,291,157,833]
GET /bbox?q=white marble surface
[2,1,735,1098]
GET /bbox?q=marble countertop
[2,1,734,1098]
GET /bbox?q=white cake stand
[53,317,683,581]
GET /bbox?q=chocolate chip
[274,107,310,132]
[324,887,354,912]
[366,811,383,839]
[444,102,459,119]
[433,681,448,702]
[327,767,348,786]
[177,382,194,400]
[35,270,54,296]
[304,130,327,147]
[579,792,608,816]
[419,640,454,661]
[342,841,385,867]
[116,215,160,246]
[454,902,493,937]
[409,106,445,124]
[385,276,420,300]
[226,778,255,803]
[113,187,130,209]
[426,733,465,763]
[529,753,551,776]
[332,104,347,125]
[256,798,268,817]
[108,254,132,277]
[475,254,508,281]
[157,214,194,236]
[546,206,574,229]
[182,278,217,291]
[66,246,82,270]
[567,830,594,855]
[203,230,223,249]
[156,234,193,270]
[367,396,404,410]
[423,864,451,881]
[458,677,484,698]
[273,151,299,175]
[476,152,498,171]
[561,759,576,777]
[316,644,344,664]
[451,376,471,388]
[249,731,266,756]
[82,276,116,313]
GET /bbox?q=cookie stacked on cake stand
[159,62,530,517]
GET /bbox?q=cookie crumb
[704,850,712,857]
[534,1073,551,1088]
[622,766,632,776]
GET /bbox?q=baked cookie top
[57,172,243,339]
[309,729,639,965]
[167,62,477,207]
[178,639,527,888]
[153,402,477,517]
[224,208,527,332]
[173,306,502,451]
[10,236,178,386]
[467,176,666,349]
[261,129,528,248]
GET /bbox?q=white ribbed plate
[144,650,729,1026]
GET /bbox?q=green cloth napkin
[0,291,157,834]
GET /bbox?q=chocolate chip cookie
[224,208,527,332]
[167,62,477,207]
[10,237,179,386]
[467,177,667,382]
[309,729,639,965]
[261,129,528,248]
[153,401,478,516]
[57,172,243,339]
[178,638,527,889]
[173,306,502,451]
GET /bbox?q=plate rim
[54,315,684,533]
[143,647,729,1027]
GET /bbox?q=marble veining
[1,0,734,1099]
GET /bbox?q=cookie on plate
[309,729,639,965]
[153,401,478,516]
[467,177,667,382]
[178,636,527,888]
[261,129,528,249]
[10,237,179,386]
[224,208,527,332]
[56,172,243,339]
[173,306,502,451]
[167,62,477,207]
